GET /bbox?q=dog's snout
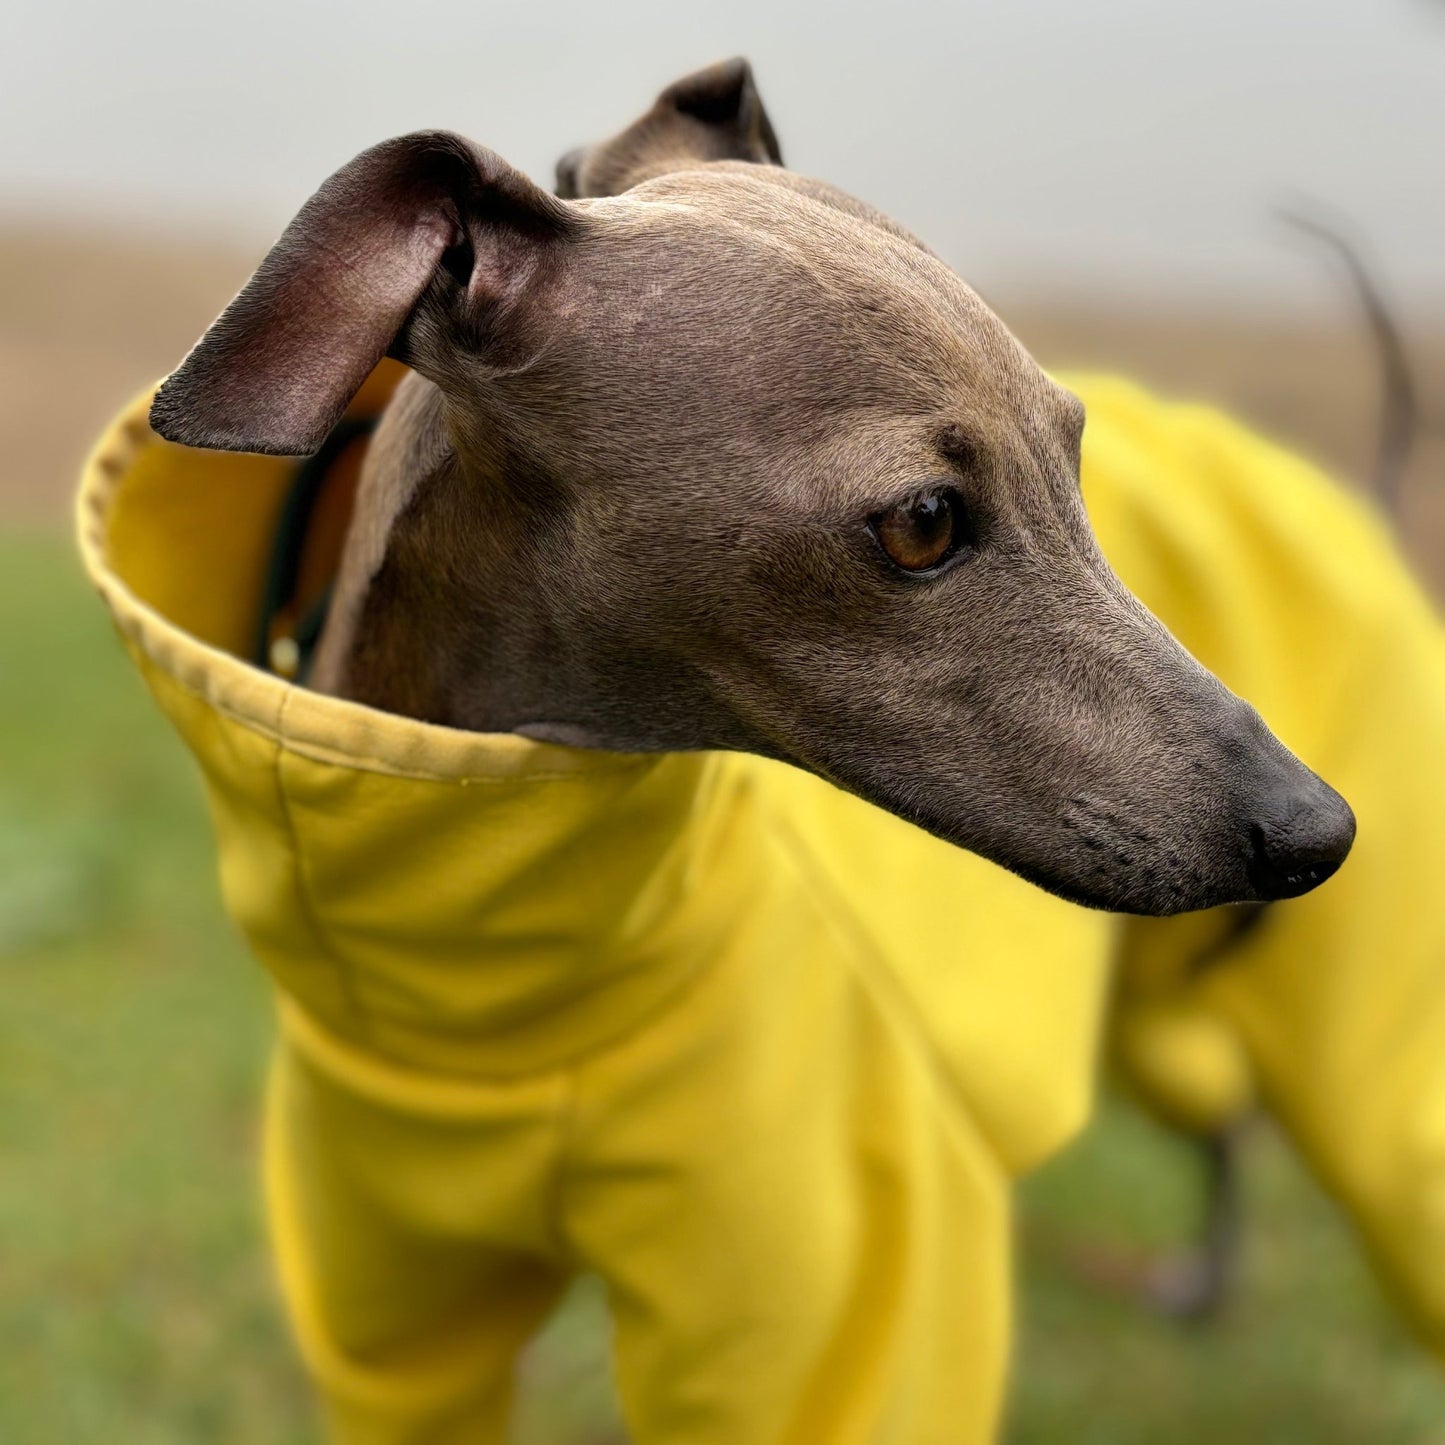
[1246,773,1356,901]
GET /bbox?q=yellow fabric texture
[76,372,1445,1440]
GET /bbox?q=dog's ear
[660,57,783,166]
[556,58,784,200]
[150,132,580,456]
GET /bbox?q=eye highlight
[869,488,969,575]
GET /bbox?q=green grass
[2,529,1443,1442]
[1015,1109,1445,1444]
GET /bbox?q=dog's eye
[870,489,967,574]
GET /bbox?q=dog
[81,56,1445,1445]
[149,58,1352,914]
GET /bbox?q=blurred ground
[3,226,1445,1442]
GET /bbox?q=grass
[3,528,1443,1443]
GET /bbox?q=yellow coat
[77,372,1445,1441]
[1085,382,1445,1354]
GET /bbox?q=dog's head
[151,60,1354,915]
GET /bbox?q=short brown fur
[151,59,1355,915]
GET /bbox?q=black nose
[1247,775,1356,901]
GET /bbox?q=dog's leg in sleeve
[263,1032,573,1445]
[557,876,1014,1445]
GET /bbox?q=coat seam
[545,1066,584,1268]
[763,809,1005,1157]
[132,644,650,783]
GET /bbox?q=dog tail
[1279,204,1420,520]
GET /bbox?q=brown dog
[149,57,1353,916]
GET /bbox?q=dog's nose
[1247,773,1356,901]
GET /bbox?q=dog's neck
[311,369,759,753]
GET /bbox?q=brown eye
[870,489,965,573]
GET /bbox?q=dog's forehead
[567,169,1052,421]
[502,169,1084,519]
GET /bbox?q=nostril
[1247,787,1356,901]
[1249,827,1343,897]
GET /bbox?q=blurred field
[3,225,1445,1442]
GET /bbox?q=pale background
[5,0,1445,309]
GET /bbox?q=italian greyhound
[149,56,1354,918]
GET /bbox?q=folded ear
[150,131,580,456]
[556,57,783,199]
[660,57,783,167]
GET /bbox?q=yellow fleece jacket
[77,372,1445,1442]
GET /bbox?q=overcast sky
[5,0,1443,311]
